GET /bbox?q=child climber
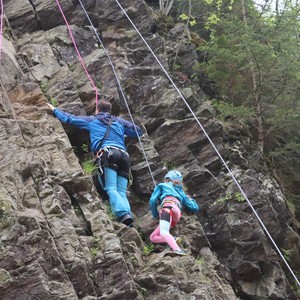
[149,170,199,256]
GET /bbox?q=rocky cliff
[0,0,299,299]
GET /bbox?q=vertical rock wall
[0,0,299,299]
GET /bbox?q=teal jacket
[149,182,199,218]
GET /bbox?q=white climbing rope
[114,0,300,287]
[77,0,156,187]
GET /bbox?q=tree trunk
[160,0,174,15]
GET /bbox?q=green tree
[195,0,300,150]
[192,0,300,221]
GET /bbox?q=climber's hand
[46,103,55,111]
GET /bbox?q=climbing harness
[162,196,182,209]
[95,147,106,190]
[0,0,4,59]
[114,0,300,287]
[103,146,129,156]
[95,146,132,189]
[96,160,105,190]
[160,196,182,227]
[95,148,113,191]
[54,0,99,105]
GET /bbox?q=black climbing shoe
[119,214,134,226]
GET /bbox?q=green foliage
[205,13,221,29]
[96,81,102,90]
[130,256,138,264]
[269,140,300,160]
[173,63,181,71]
[140,287,148,296]
[50,97,58,107]
[268,141,300,212]
[81,143,89,153]
[90,237,101,257]
[212,194,231,206]
[189,19,197,27]
[39,81,48,93]
[211,99,254,123]
[234,192,245,203]
[143,244,155,256]
[81,159,97,175]
[179,13,189,21]
[65,266,72,273]
[179,13,197,27]
[155,13,175,33]
[90,247,98,257]
[72,201,82,216]
[194,0,300,210]
[212,192,245,206]
[281,248,292,262]
[163,161,176,170]
[67,63,76,71]
[198,272,212,284]
[105,205,117,221]
[293,286,300,299]
[196,256,205,265]
[197,0,300,108]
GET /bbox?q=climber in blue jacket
[47,100,143,226]
[149,170,199,256]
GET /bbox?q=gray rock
[0,0,298,299]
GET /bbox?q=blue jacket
[149,182,199,218]
[53,109,143,153]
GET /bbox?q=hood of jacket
[95,112,114,125]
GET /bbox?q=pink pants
[150,202,182,251]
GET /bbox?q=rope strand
[114,0,300,287]
[54,0,99,105]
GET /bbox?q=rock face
[0,0,299,299]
